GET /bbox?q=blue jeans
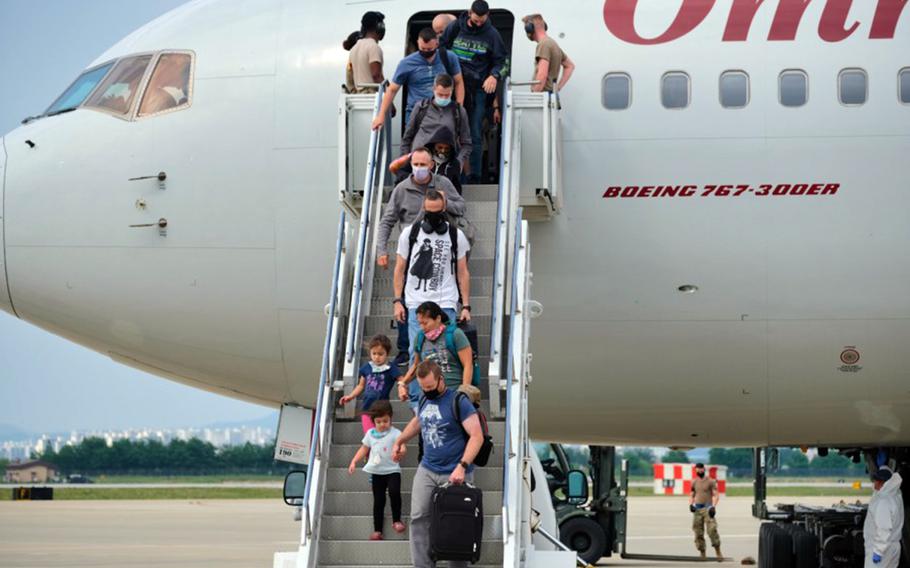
[467,87,487,182]
[406,307,457,410]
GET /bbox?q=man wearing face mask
[688,463,723,560]
[400,73,471,179]
[392,360,483,568]
[439,0,508,182]
[377,150,465,365]
[392,190,471,358]
[373,27,465,131]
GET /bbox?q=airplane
[0,0,907,564]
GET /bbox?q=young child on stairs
[347,400,406,540]
[340,334,401,433]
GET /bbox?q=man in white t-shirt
[392,190,471,359]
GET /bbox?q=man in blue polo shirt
[372,27,465,131]
[392,360,483,568]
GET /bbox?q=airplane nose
[0,135,13,317]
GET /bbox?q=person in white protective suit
[864,467,904,567]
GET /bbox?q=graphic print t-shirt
[358,363,401,411]
[397,224,469,310]
[362,427,402,475]
[418,389,476,474]
[419,326,471,388]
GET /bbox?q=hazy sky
[0,0,274,434]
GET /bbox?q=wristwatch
[462,305,472,312]
[392,298,403,305]
[459,460,470,469]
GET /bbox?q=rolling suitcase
[430,483,483,564]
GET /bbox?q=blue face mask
[435,97,452,107]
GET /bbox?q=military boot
[714,545,723,561]
[699,549,707,559]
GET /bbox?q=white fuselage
[1,0,908,446]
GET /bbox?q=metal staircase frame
[292,80,557,567]
[294,85,391,565]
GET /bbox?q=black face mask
[423,381,443,399]
[419,49,436,60]
[421,211,448,234]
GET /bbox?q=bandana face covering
[425,324,445,341]
[370,428,389,439]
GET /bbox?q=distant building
[4,460,59,483]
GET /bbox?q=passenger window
[602,73,631,110]
[86,55,153,115]
[719,71,749,108]
[779,70,808,107]
[900,68,910,104]
[838,69,867,106]
[45,62,114,115]
[661,72,690,109]
[138,53,193,117]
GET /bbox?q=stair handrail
[300,210,348,551]
[488,82,515,416]
[345,84,390,364]
[502,212,530,567]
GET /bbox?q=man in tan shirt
[522,14,575,93]
[688,463,723,560]
[344,11,385,94]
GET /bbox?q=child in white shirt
[347,400,406,540]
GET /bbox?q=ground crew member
[688,462,722,560]
[864,467,904,567]
[521,13,575,93]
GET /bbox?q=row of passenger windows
[602,68,910,110]
[45,52,194,120]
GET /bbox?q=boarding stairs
[276,82,571,568]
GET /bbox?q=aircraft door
[0,135,11,316]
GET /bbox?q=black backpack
[418,391,493,467]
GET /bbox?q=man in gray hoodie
[377,148,465,365]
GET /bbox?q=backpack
[419,391,494,468]
[414,323,480,387]
[406,97,463,151]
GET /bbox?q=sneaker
[369,532,383,541]
[393,351,409,367]
[392,521,406,534]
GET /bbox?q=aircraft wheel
[559,516,606,564]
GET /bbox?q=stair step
[319,515,503,541]
[317,539,503,565]
[460,184,500,202]
[378,256,495,279]
[332,420,505,444]
[464,201,500,219]
[368,297,492,318]
[329,443,505,468]
[322,491,503,516]
[325,467,502,492]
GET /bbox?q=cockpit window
[85,55,153,115]
[138,53,193,117]
[45,62,115,115]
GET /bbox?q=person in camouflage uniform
[688,462,723,560]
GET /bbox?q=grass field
[1,485,870,501]
[92,474,285,484]
[0,487,280,501]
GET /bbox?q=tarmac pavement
[0,495,869,567]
